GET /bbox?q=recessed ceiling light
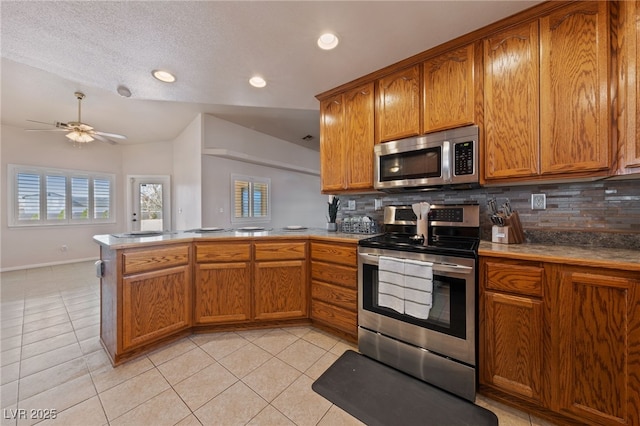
[317,32,339,50]
[249,76,267,88]
[152,69,176,83]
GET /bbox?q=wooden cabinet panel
[310,241,357,267]
[254,260,307,321]
[550,266,640,425]
[376,65,421,142]
[254,241,306,261]
[483,21,540,179]
[320,93,346,192]
[195,242,251,263]
[540,1,610,175]
[311,281,356,311]
[122,265,191,351]
[344,83,375,190]
[311,261,357,289]
[617,0,640,173]
[311,299,358,336]
[123,244,189,275]
[483,291,543,403]
[484,259,543,297]
[194,262,251,324]
[423,44,476,132]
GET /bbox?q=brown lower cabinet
[101,243,193,365]
[480,256,640,426]
[309,240,358,341]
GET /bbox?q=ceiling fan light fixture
[152,69,176,83]
[249,76,267,88]
[65,131,94,143]
[317,32,339,50]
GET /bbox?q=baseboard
[0,257,99,272]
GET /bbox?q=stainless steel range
[357,203,480,401]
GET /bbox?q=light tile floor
[1,261,554,425]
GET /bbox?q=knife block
[491,211,525,244]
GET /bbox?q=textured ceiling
[1,1,541,149]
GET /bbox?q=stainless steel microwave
[374,125,479,192]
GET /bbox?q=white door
[128,176,171,232]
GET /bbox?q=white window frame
[230,174,271,224]
[8,164,116,227]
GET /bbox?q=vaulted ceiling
[1,1,541,150]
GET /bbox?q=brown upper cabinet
[375,65,421,143]
[616,0,640,174]
[483,21,541,180]
[320,82,375,193]
[484,1,611,182]
[423,43,478,133]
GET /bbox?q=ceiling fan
[26,92,127,145]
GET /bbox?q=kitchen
[2,1,640,425]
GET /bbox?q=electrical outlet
[374,199,383,211]
[347,200,356,210]
[531,193,546,210]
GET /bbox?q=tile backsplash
[337,179,640,250]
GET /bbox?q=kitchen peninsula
[93,230,365,366]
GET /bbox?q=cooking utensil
[412,203,421,220]
[420,202,430,220]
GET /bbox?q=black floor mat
[312,350,498,426]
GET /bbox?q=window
[231,174,270,223]
[8,164,115,227]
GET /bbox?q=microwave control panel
[454,141,474,176]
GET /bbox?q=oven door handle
[359,253,473,275]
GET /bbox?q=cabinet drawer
[484,260,543,297]
[311,261,357,289]
[123,244,190,275]
[254,242,306,261]
[311,299,358,336]
[312,281,357,311]
[310,242,357,267]
[196,242,251,263]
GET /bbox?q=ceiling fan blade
[92,133,118,145]
[94,130,127,139]
[26,119,57,127]
[25,128,67,132]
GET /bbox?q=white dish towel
[403,259,433,319]
[377,256,434,319]
[378,256,406,314]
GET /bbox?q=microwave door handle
[441,140,451,182]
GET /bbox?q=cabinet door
[254,260,307,321]
[194,262,251,324]
[483,291,544,404]
[344,83,375,190]
[550,266,640,425]
[483,21,540,180]
[320,93,346,192]
[122,265,191,351]
[376,65,421,142]
[423,44,476,133]
[619,0,640,172]
[540,1,610,175]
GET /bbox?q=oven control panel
[430,207,463,223]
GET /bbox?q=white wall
[1,124,123,270]
[201,115,326,229]
[173,114,203,230]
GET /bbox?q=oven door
[358,249,476,366]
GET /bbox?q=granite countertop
[93,228,374,249]
[479,241,640,272]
